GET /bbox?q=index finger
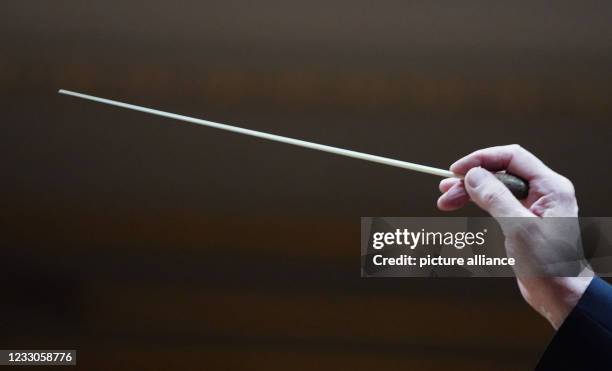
[450,144,552,181]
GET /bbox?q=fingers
[450,144,551,181]
[439,177,460,192]
[464,167,534,217]
[437,179,470,211]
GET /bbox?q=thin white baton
[58,89,529,198]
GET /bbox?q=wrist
[519,273,593,329]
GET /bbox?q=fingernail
[466,167,488,188]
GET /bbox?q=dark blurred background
[2,1,612,369]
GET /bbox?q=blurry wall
[2,1,612,370]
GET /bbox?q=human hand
[437,145,592,329]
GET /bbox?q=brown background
[2,1,612,370]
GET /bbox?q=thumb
[464,167,532,217]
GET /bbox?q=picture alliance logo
[371,228,488,250]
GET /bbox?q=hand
[437,144,593,329]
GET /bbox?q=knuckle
[506,143,523,152]
[555,175,576,198]
[508,143,529,155]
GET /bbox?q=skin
[437,144,593,329]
